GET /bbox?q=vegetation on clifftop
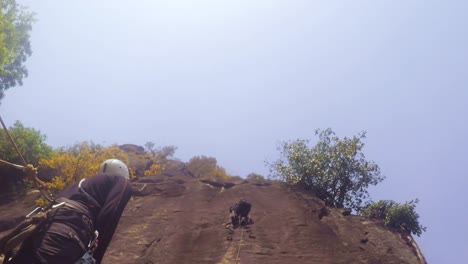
[0,121,425,236]
[269,128,425,236]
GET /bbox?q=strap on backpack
[0,202,64,263]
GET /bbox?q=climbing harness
[0,200,65,263]
[74,230,99,264]
[1,197,99,263]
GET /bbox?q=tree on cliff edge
[270,128,385,211]
[0,0,35,101]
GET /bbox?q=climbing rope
[0,159,24,170]
[0,115,54,202]
[235,227,244,263]
[0,116,26,166]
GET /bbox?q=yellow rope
[235,227,244,263]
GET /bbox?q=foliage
[144,163,164,176]
[139,143,177,176]
[186,155,230,180]
[269,128,384,211]
[35,197,48,207]
[361,200,396,219]
[246,173,265,181]
[187,155,217,178]
[38,141,130,193]
[144,142,176,158]
[362,199,426,236]
[210,166,229,181]
[128,167,136,178]
[229,175,243,182]
[44,175,66,195]
[0,120,53,165]
[144,141,155,154]
[0,0,35,101]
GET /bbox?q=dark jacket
[230,199,252,227]
[10,173,132,264]
[61,173,132,263]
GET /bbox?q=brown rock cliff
[0,167,426,264]
[104,173,426,264]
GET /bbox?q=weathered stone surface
[105,174,426,264]
[0,173,426,264]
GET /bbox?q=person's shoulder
[86,173,126,185]
[90,173,126,180]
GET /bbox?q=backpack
[0,201,63,262]
[229,199,252,227]
[232,199,251,217]
[0,198,97,264]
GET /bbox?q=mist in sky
[3,1,468,262]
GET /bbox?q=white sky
[3,1,468,262]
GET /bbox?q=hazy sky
[3,1,468,262]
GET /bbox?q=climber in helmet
[9,159,132,264]
[230,199,252,228]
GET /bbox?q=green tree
[362,199,426,236]
[0,120,53,165]
[360,200,396,219]
[0,0,35,101]
[270,128,384,211]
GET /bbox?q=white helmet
[98,159,130,179]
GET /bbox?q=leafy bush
[0,121,53,194]
[210,166,230,181]
[361,200,396,219]
[186,155,230,181]
[269,128,384,211]
[229,175,243,182]
[0,120,53,165]
[362,199,426,236]
[38,141,130,193]
[246,173,265,181]
[144,163,165,176]
[186,156,217,178]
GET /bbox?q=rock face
[0,171,426,264]
[104,173,426,264]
